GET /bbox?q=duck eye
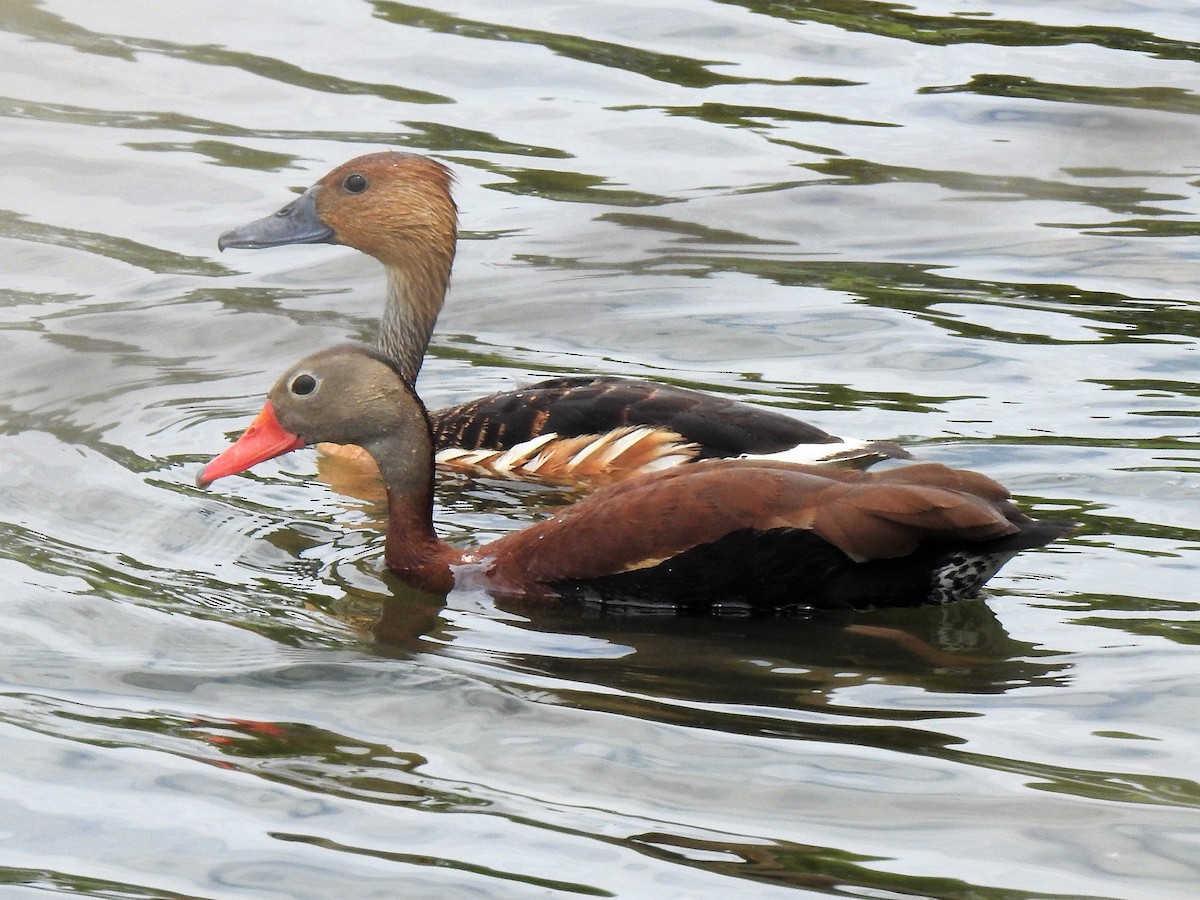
[343,173,368,194]
[290,373,318,396]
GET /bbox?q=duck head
[218,153,459,385]
[198,344,429,487]
[219,152,457,266]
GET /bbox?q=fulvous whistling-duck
[217,153,907,483]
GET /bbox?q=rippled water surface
[3,1,1199,897]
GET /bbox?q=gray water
[2,1,1199,897]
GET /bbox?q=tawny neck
[377,249,452,386]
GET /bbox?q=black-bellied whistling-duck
[217,152,907,482]
[198,345,1073,611]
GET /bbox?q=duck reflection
[348,573,1071,708]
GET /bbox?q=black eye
[343,173,368,194]
[290,373,318,396]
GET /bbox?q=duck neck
[369,428,461,595]
[377,244,453,385]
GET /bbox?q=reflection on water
[2,0,1199,897]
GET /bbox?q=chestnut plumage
[199,345,1073,611]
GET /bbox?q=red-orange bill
[197,401,306,487]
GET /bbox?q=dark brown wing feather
[483,460,1064,593]
[430,375,898,459]
[548,518,1074,613]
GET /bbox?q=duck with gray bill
[218,152,908,483]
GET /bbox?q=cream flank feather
[435,426,698,478]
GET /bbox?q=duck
[197,344,1073,612]
[217,152,907,482]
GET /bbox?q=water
[2,0,1198,896]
